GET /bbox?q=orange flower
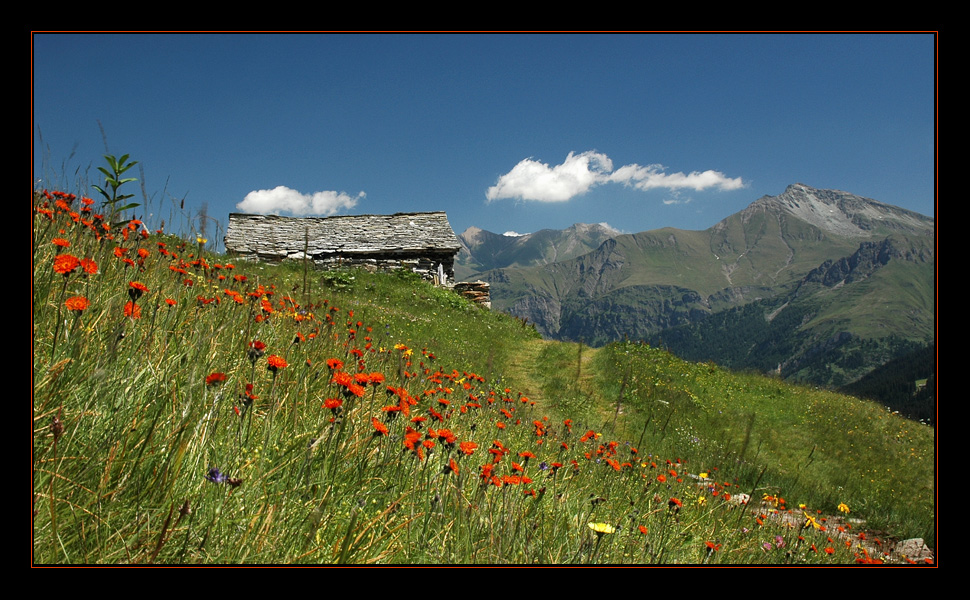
[53,254,81,275]
[80,258,98,274]
[344,383,366,398]
[128,281,149,301]
[372,417,389,436]
[52,238,70,248]
[64,296,89,312]
[267,354,288,372]
[123,301,142,319]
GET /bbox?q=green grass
[32,188,935,565]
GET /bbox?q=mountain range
[457,183,935,388]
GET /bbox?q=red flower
[205,372,227,387]
[64,296,89,312]
[248,340,266,362]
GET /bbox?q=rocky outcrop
[452,281,491,308]
[803,236,933,288]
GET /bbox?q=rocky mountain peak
[459,226,486,246]
[746,183,933,238]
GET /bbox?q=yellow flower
[698,472,709,479]
[803,512,822,530]
[696,496,707,506]
[838,502,850,514]
[588,522,616,535]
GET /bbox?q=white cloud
[236,186,364,216]
[486,151,613,203]
[610,164,744,192]
[486,152,744,203]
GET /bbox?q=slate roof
[224,211,462,259]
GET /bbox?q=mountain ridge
[456,221,621,281]
[463,183,934,388]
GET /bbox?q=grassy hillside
[32,188,935,564]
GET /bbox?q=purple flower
[205,467,228,484]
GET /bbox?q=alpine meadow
[32,171,935,565]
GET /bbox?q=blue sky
[32,33,936,247]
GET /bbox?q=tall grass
[32,187,934,564]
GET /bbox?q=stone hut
[224,211,463,283]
